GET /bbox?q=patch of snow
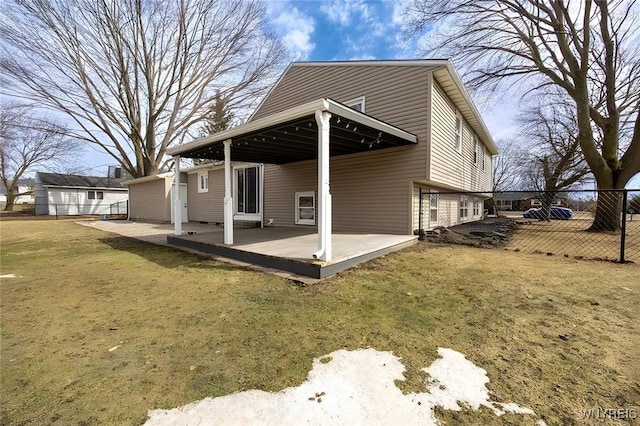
[0,274,17,279]
[145,347,538,425]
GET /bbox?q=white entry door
[170,183,188,223]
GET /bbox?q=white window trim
[345,96,365,113]
[429,192,439,225]
[473,199,480,216]
[455,112,463,154]
[233,164,262,221]
[295,191,316,225]
[460,195,469,219]
[473,135,479,166]
[197,171,208,193]
[482,145,486,171]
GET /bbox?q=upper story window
[198,171,208,193]
[482,145,486,170]
[473,135,479,166]
[345,96,365,113]
[455,113,462,153]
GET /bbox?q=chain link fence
[418,189,639,263]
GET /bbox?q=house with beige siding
[137,59,497,265]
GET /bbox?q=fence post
[620,189,628,263]
[418,187,424,241]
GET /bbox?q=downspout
[313,108,332,261]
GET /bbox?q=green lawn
[1,219,638,425]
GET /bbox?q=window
[473,136,479,165]
[235,166,260,216]
[473,200,480,216]
[455,114,462,153]
[345,96,365,113]
[87,191,103,200]
[482,145,486,170]
[295,191,315,225]
[429,193,439,223]
[460,196,469,219]
[198,171,208,193]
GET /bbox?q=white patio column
[223,139,234,245]
[173,155,182,235]
[313,110,332,261]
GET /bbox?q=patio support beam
[173,155,182,235]
[313,110,332,262]
[223,139,233,245]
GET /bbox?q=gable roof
[250,59,498,156]
[36,172,126,189]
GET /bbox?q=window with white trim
[460,196,469,219]
[473,200,480,216]
[429,193,439,223]
[455,113,462,153]
[197,171,208,193]
[88,190,103,200]
[473,136,479,165]
[295,191,315,225]
[345,96,365,113]
[482,145,486,170]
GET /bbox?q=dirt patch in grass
[1,220,639,425]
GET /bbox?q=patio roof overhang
[167,98,418,164]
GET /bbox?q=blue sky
[265,0,412,61]
[77,0,638,187]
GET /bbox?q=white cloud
[320,0,370,26]
[266,2,315,60]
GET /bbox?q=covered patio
[168,227,417,279]
[166,98,418,277]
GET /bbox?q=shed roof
[37,172,126,189]
[167,98,418,164]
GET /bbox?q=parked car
[523,206,573,220]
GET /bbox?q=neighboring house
[130,59,498,262]
[34,172,128,216]
[0,178,35,208]
[493,192,569,211]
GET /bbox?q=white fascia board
[325,100,417,143]
[183,162,224,174]
[122,172,174,186]
[435,63,499,156]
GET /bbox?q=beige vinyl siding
[187,168,224,223]
[128,179,171,222]
[264,144,423,234]
[430,82,493,192]
[264,162,317,226]
[252,64,431,154]
[254,64,435,234]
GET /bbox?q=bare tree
[406,0,640,231]
[518,95,592,219]
[0,0,286,179]
[493,139,527,192]
[0,103,80,211]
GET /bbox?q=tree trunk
[588,188,622,232]
[4,190,16,211]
